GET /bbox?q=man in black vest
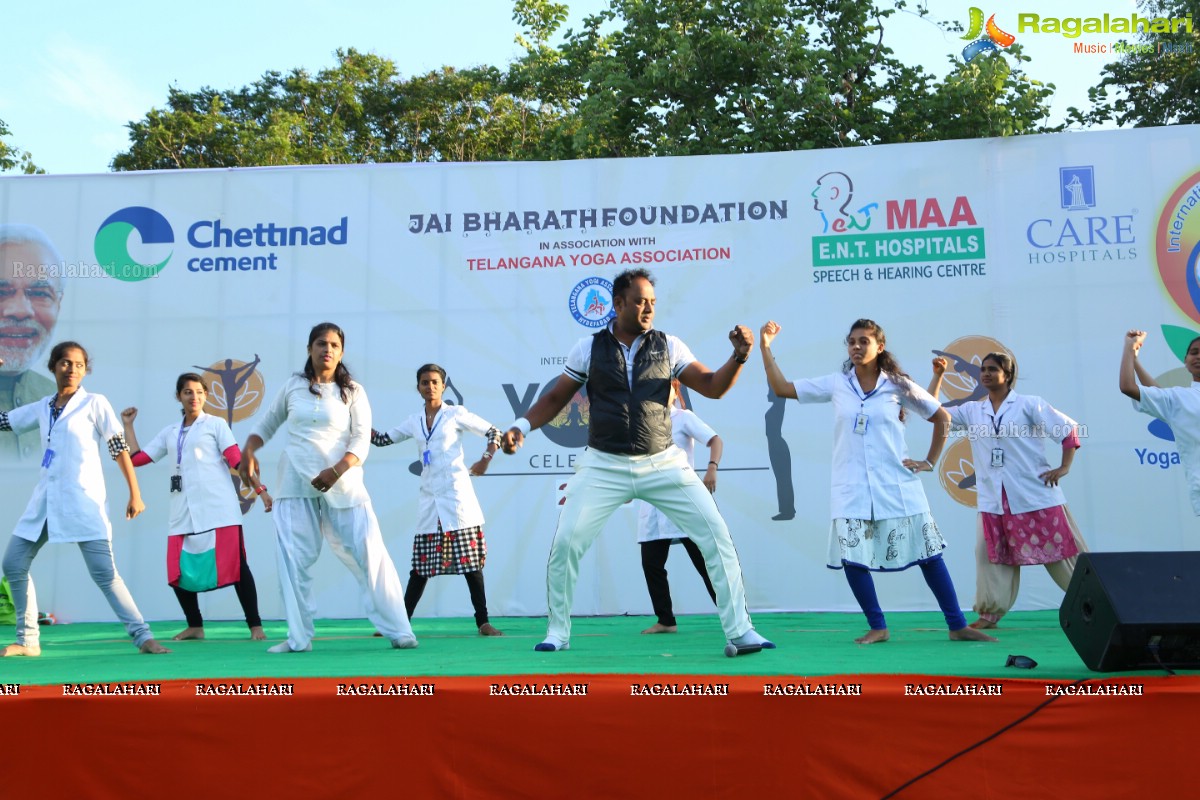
[502,269,773,655]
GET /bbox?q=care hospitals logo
[930,335,1012,508]
[569,277,615,328]
[809,172,986,281]
[1154,170,1200,325]
[94,206,174,282]
[961,8,1016,62]
[1025,166,1137,266]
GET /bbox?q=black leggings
[640,538,717,627]
[172,546,262,629]
[405,569,490,628]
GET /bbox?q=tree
[0,118,42,174]
[508,0,1058,158]
[1070,0,1200,128]
[113,49,568,170]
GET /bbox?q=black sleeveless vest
[587,329,672,455]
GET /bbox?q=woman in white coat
[123,372,271,641]
[239,322,417,653]
[0,342,169,656]
[372,363,503,635]
[759,319,995,644]
[930,352,1087,629]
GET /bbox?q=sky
[0,0,1154,175]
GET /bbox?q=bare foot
[949,626,998,642]
[0,643,41,657]
[854,629,890,644]
[172,626,205,641]
[641,623,678,634]
[249,626,267,640]
[139,639,172,654]
[969,618,997,630]
[478,623,504,636]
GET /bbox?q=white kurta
[946,392,1078,515]
[792,372,942,520]
[636,407,718,543]
[1134,383,1200,515]
[250,376,371,508]
[6,388,124,543]
[382,405,495,532]
[141,412,242,534]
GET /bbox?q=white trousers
[273,497,412,649]
[546,447,753,642]
[972,509,1088,620]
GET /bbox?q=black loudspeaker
[1060,551,1200,671]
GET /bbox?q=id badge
[41,448,55,468]
[991,448,1005,468]
[853,413,869,435]
[170,474,183,493]
[422,449,431,466]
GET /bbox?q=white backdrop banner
[1,125,1198,625]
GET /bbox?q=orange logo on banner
[938,438,977,508]
[195,356,265,425]
[930,335,1012,406]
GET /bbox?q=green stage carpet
[2,610,1185,685]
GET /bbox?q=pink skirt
[980,490,1080,566]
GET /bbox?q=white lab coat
[1134,383,1200,515]
[6,388,125,543]
[792,372,942,520]
[141,412,242,534]
[382,405,495,532]
[946,392,1078,515]
[250,376,371,509]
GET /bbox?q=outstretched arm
[502,375,583,454]
[758,321,797,399]
[676,325,753,400]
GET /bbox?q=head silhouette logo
[811,172,877,234]
[961,8,1016,62]
[94,207,174,282]
[937,438,978,508]
[930,335,1013,407]
[1155,170,1200,325]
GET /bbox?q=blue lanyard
[422,410,443,466]
[847,374,884,405]
[176,422,193,469]
[46,396,66,444]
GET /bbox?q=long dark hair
[841,319,909,380]
[175,372,209,416]
[982,352,1017,392]
[302,322,353,403]
[841,319,909,421]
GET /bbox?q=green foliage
[0,118,43,174]
[1068,0,1200,128]
[112,1,1061,170]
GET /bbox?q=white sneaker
[390,635,419,650]
[267,641,311,653]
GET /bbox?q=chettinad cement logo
[1155,170,1200,325]
[961,8,1016,62]
[94,206,174,282]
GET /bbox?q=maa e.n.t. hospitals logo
[930,334,1012,508]
[961,8,1016,62]
[569,277,615,329]
[1155,170,1200,325]
[94,206,174,282]
[811,172,877,234]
